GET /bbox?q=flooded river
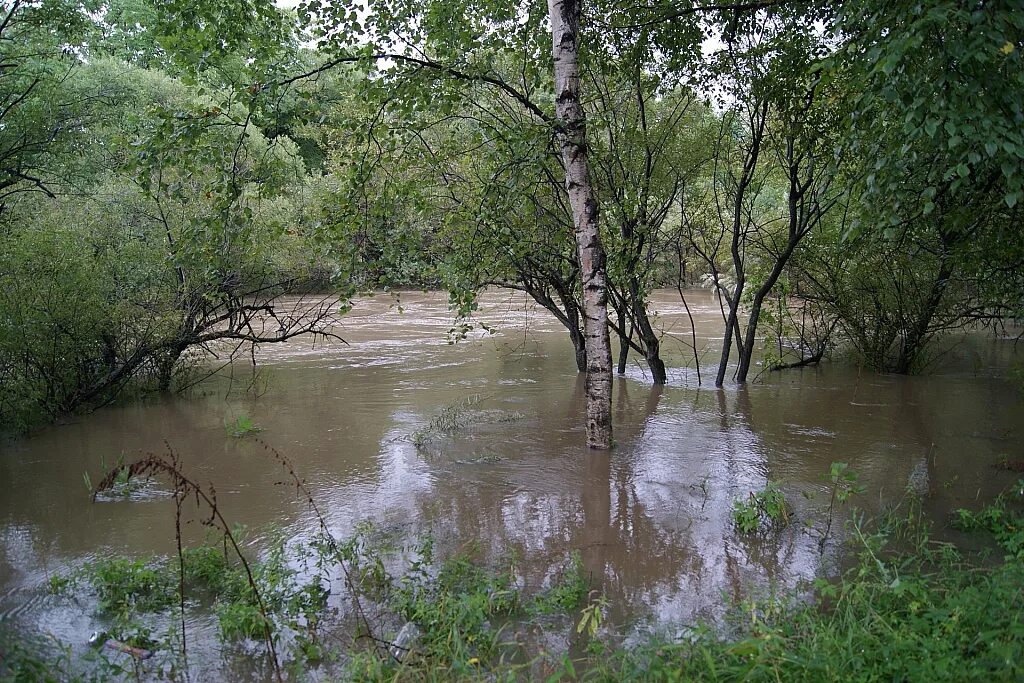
[1,289,1022,678]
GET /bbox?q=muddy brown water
[1,289,1022,678]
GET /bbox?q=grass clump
[410,395,483,448]
[83,454,152,499]
[0,631,76,683]
[392,553,520,660]
[578,497,1024,682]
[731,481,791,533]
[528,551,589,616]
[954,479,1024,560]
[226,413,262,437]
[86,556,178,617]
[345,541,590,682]
[53,532,327,647]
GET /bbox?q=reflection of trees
[398,375,844,627]
[736,370,1016,545]
[404,376,703,619]
[698,387,818,609]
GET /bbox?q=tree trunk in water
[715,313,735,388]
[895,257,954,374]
[628,283,666,385]
[570,326,588,373]
[524,285,587,372]
[716,287,743,388]
[645,347,667,385]
[616,307,629,374]
[156,343,186,391]
[735,296,764,383]
[549,0,612,449]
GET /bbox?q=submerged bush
[53,532,326,647]
[954,480,1024,560]
[731,482,791,534]
[581,497,1024,682]
[85,557,178,617]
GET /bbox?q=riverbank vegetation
[1,0,1021,435]
[3,450,1022,680]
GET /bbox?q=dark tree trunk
[716,287,742,388]
[894,256,954,374]
[628,283,666,385]
[736,296,764,383]
[616,307,630,374]
[571,325,588,373]
[156,344,186,391]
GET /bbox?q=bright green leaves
[0,0,101,199]
[731,482,791,534]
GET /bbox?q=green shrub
[731,482,791,533]
[528,551,588,616]
[954,480,1024,560]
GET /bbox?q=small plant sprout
[576,591,608,640]
[819,462,865,550]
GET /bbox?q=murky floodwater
[1,289,1022,678]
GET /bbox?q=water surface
[1,289,1021,677]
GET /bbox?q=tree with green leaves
[0,0,100,202]
[285,0,620,445]
[810,0,1024,372]
[0,7,344,431]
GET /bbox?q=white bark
[548,0,613,449]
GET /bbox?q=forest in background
[1,0,1022,436]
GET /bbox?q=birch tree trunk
[548,0,613,449]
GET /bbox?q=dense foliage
[1,2,1021,680]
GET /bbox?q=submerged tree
[548,0,613,447]
[679,15,844,387]
[820,0,1024,372]
[280,0,620,446]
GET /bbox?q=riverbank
[3,487,1022,681]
